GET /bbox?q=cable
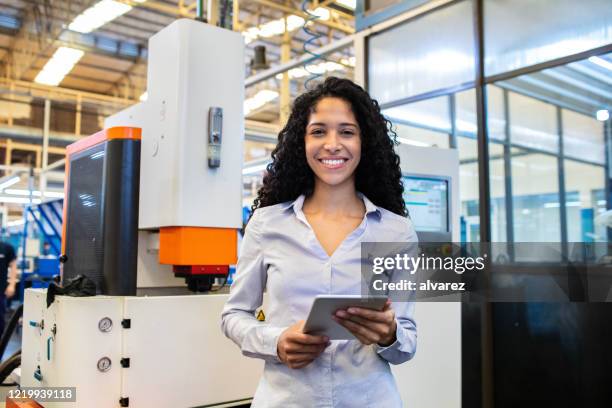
[300,0,325,90]
[0,351,20,385]
[0,304,23,361]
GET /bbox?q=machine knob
[59,254,68,263]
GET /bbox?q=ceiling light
[0,196,41,205]
[596,109,610,121]
[34,47,84,86]
[68,0,132,34]
[242,163,270,175]
[340,56,356,67]
[243,14,310,44]
[244,90,279,115]
[310,7,330,21]
[4,189,64,198]
[6,219,25,228]
[588,56,612,71]
[275,61,346,80]
[336,0,356,9]
[397,138,430,147]
[0,175,21,190]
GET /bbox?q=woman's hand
[277,320,330,369]
[332,300,397,346]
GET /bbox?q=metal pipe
[41,99,51,198]
[246,35,354,87]
[197,0,205,21]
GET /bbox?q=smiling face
[304,97,361,189]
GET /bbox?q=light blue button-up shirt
[221,193,418,407]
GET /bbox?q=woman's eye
[341,130,355,136]
[311,129,324,135]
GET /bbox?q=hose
[0,304,23,361]
[300,0,325,90]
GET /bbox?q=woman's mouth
[318,158,348,169]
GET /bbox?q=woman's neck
[303,179,364,217]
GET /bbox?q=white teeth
[321,159,345,166]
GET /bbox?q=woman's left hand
[332,300,397,346]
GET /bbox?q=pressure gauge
[98,317,113,333]
[97,357,112,372]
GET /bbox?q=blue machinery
[18,199,63,298]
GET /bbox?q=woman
[222,77,417,407]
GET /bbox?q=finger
[333,316,372,344]
[333,316,379,344]
[337,314,389,336]
[285,343,327,354]
[344,307,394,323]
[290,332,329,345]
[287,353,320,363]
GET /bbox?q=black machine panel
[62,138,140,295]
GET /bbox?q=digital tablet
[302,295,388,340]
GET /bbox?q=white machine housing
[105,18,244,230]
[21,289,263,408]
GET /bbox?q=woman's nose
[323,132,341,151]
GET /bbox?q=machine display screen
[63,143,106,290]
[402,175,449,233]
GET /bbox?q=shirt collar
[281,192,382,220]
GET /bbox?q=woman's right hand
[277,320,329,369]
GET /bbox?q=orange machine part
[6,398,44,408]
[159,227,237,266]
[61,126,142,255]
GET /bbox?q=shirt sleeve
[376,219,418,365]
[221,210,284,363]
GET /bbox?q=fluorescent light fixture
[68,0,132,33]
[0,175,21,190]
[242,163,270,175]
[596,109,610,121]
[6,219,25,227]
[275,60,346,80]
[244,15,304,43]
[543,201,581,208]
[34,47,84,86]
[4,189,64,199]
[340,56,356,67]
[588,56,612,71]
[336,0,356,9]
[310,7,330,21]
[243,10,326,44]
[397,137,430,147]
[140,91,148,102]
[0,196,41,205]
[244,90,279,115]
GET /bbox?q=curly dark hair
[251,76,407,217]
